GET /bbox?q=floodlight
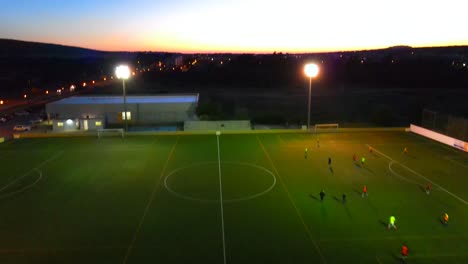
[304,63,320,130]
[66,119,73,125]
[116,65,130,131]
[304,63,319,78]
[115,65,130,79]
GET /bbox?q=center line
[216,134,227,264]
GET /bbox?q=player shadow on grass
[363,166,375,174]
[418,185,426,193]
[391,252,406,264]
[438,218,449,226]
[333,196,353,219]
[403,153,417,160]
[309,194,319,201]
[419,188,455,209]
[378,220,387,228]
[353,163,375,175]
[329,166,334,174]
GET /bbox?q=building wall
[53,119,79,132]
[52,118,104,132]
[47,100,197,126]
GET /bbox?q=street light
[115,65,130,131]
[304,63,319,130]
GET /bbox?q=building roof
[48,94,199,105]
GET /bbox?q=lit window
[121,112,131,120]
[95,121,102,126]
[57,122,64,127]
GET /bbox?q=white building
[46,94,199,132]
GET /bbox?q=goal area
[314,123,339,133]
[97,128,125,138]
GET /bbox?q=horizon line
[3,38,468,55]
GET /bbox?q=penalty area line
[366,144,468,206]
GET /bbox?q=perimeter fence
[421,109,468,141]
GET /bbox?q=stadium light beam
[115,65,130,132]
[304,63,319,130]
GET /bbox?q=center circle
[164,161,276,203]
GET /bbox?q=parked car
[29,117,43,124]
[14,110,30,116]
[13,125,32,132]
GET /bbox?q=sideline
[15,127,407,138]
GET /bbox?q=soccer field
[0,131,467,263]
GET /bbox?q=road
[0,79,115,138]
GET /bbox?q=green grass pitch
[0,131,467,263]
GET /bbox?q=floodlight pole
[307,76,312,130]
[122,79,128,132]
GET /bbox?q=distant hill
[0,39,111,58]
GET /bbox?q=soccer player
[316,138,320,148]
[401,245,408,261]
[362,185,368,198]
[342,193,346,204]
[442,213,449,225]
[425,182,432,195]
[388,215,397,229]
[328,157,332,166]
[353,153,357,162]
[361,157,366,166]
[320,190,325,201]
[403,147,408,155]
[369,146,373,154]
[304,147,308,159]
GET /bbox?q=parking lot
[0,109,48,138]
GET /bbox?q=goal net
[314,123,339,133]
[97,128,125,138]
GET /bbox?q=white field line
[318,233,468,242]
[122,137,179,264]
[388,161,426,187]
[0,169,42,199]
[445,156,468,169]
[277,135,286,144]
[256,135,327,264]
[216,135,227,264]
[0,151,63,193]
[367,144,468,206]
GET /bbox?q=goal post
[97,128,125,138]
[314,123,339,133]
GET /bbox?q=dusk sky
[0,0,467,53]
